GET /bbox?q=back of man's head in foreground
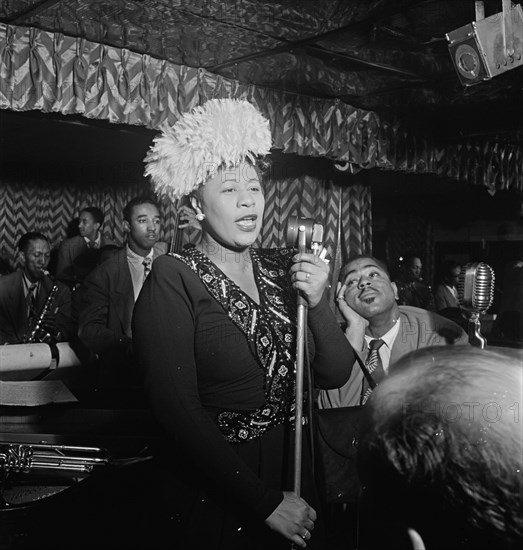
[358,346,523,550]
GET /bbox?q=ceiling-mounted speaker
[446,1,523,86]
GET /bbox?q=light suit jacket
[318,305,469,408]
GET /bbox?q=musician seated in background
[319,254,468,410]
[55,206,116,287]
[77,197,167,390]
[395,254,435,311]
[433,260,460,309]
[357,346,523,550]
[0,232,73,344]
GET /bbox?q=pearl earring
[196,213,205,221]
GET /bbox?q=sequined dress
[132,246,353,549]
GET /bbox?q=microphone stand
[293,227,323,497]
[467,311,487,349]
[293,227,308,497]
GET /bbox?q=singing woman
[133,99,354,549]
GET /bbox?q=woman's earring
[196,213,205,221]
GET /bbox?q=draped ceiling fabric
[1,22,522,193]
[0,23,385,165]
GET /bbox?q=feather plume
[144,99,272,200]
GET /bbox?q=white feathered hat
[144,98,272,201]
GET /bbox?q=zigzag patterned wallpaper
[0,171,371,286]
[0,175,176,270]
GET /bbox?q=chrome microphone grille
[473,263,495,311]
[458,262,495,313]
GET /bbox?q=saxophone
[23,273,61,344]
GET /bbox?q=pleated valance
[0,22,521,193]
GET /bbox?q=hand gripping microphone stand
[285,216,324,497]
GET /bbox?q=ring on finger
[301,531,310,540]
[305,272,310,281]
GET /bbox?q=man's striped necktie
[361,338,385,405]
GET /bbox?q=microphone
[457,262,495,348]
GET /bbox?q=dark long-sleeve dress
[132,247,354,549]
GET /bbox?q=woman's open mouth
[236,215,257,231]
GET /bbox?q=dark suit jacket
[55,234,116,284]
[0,270,73,344]
[77,243,167,387]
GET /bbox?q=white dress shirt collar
[364,318,401,373]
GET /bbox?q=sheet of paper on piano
[0,380,78,406]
